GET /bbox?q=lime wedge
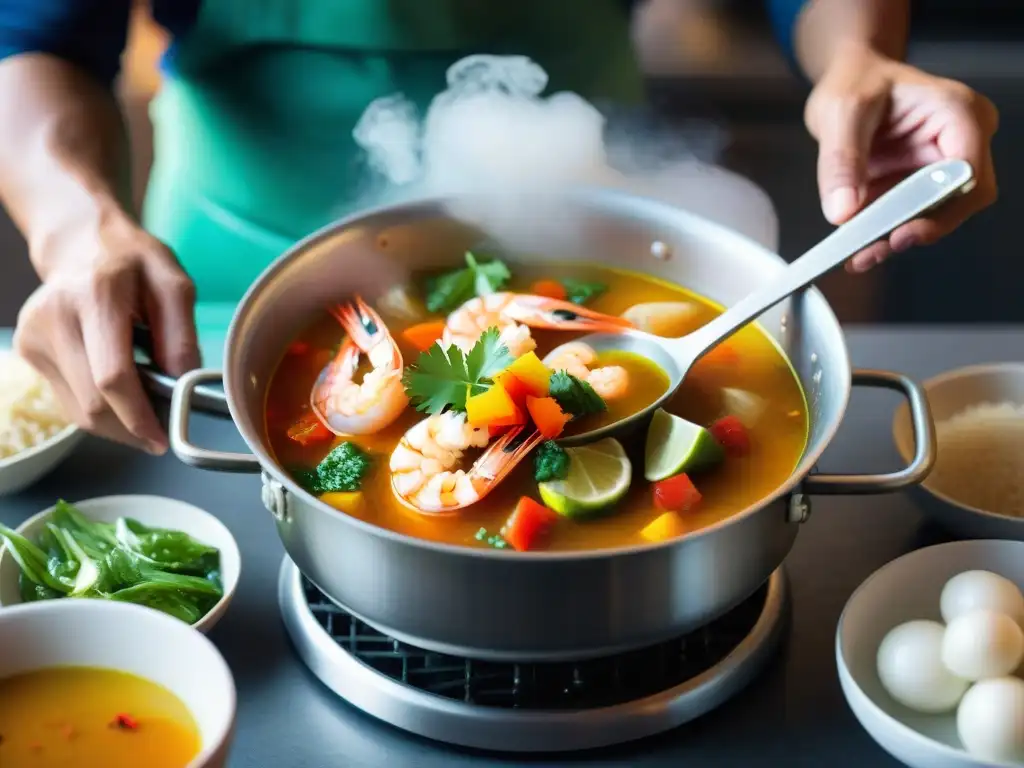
[644,409,724,482]
[538,438,632,518]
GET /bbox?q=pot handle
[133,324,231,417]
[169,368,262,473]
[801,369,935,495]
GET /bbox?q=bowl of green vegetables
[0,495,240,633]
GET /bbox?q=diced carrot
[505,352,551,397]
[466,383,519,427]
[501,497,558,552]
[526,396,571,439]
[653,473,702,513]
[401,321,447,352]
[530,279,568,301]
[640,511,689,542]
[287,414,332,446]
[493,371,533,408]
[709,415,750,456]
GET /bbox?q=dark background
[0,0,1019,326]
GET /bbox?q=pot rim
[222,187,849,561]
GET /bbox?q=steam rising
[351,55,748,252]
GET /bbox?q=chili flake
[110,713,139,730]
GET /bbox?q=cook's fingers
[141,251,200,377]
[80,295,168,455]
[49,315,139,448]
[845,241,893,274]
[814,95,887,224]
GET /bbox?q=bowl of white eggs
[837,540,1024,767]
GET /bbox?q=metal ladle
[547,158,976,447]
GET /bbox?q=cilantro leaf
[561,279,607,305]
[548,371,607,419]
[533,440,570,482]
[403,327,515,414]
[423,251,511,314]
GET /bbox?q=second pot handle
[801,369,935,495]
[169,368,262,473]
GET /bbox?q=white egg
[877,620,970,713]
[941,570,1024,626]
[942,610,1024,681]
[957,676,1024,763]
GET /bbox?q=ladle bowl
[545,158,975,447]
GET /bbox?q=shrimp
[311,296,409,435]
[443,292,633,357]
[390,411,544,514]
[544,341,629,400]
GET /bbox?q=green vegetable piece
[561,279,607,305]
[314,442,372,493]
[533,440,570,482]
[115,517,220,575]
[0,522,72,593]
[423,251,511,314]
[402,327,515,415]
[472,527,509,549]
[548,371,607,419]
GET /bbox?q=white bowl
[837,540,1024,768]
[0,495,241,633]
[893,363,1024,540]
[0,598,236,767]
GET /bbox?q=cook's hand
[804,43,999,272]
[13,211,199,454]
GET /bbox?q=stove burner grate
[303,577,769,711]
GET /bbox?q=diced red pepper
[501,497,558,552]
[530,279,568,301]
[653,473,702,513]
[401,321,447,352]
[525,396,571,439]
[286,414,333,446]
[709,415,750,456]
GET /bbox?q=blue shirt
[0,0,807,89]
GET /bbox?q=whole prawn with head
[311,296,409,435]
[390,410,544,514]
[443,291,633,358]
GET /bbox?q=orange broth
[265,264,808,551]
[0,666,200,768]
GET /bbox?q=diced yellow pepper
[466,383,519,427]
[640,511,688,543]
[505,351,551,397]
[320,492,365,517]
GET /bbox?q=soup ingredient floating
[537,438,631,519]
[0,665,200,768]
[875,569,1024,763]
[644,408,724,482]
[0,500,223,625]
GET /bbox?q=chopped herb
[402,327,514,415]
[561,278,607,305]
[533,440,570,482]
[473,527,510,549]
[423,251,511,314]
[311,442,372,493]
[548,371,607,419]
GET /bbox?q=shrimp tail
[503,295,635,334]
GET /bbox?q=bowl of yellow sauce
[0,598,236,767]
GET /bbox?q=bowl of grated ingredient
[0,349,83,496]
[893,363,1024,541]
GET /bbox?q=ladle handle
[682,159,975,355]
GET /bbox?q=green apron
[141,0,644,311]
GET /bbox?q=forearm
[793,0,910,82]
[0,53,133,279]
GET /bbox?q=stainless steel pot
[166,189,936,661]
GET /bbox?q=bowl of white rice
[893,363,1024,540]
[0,349,82,496]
